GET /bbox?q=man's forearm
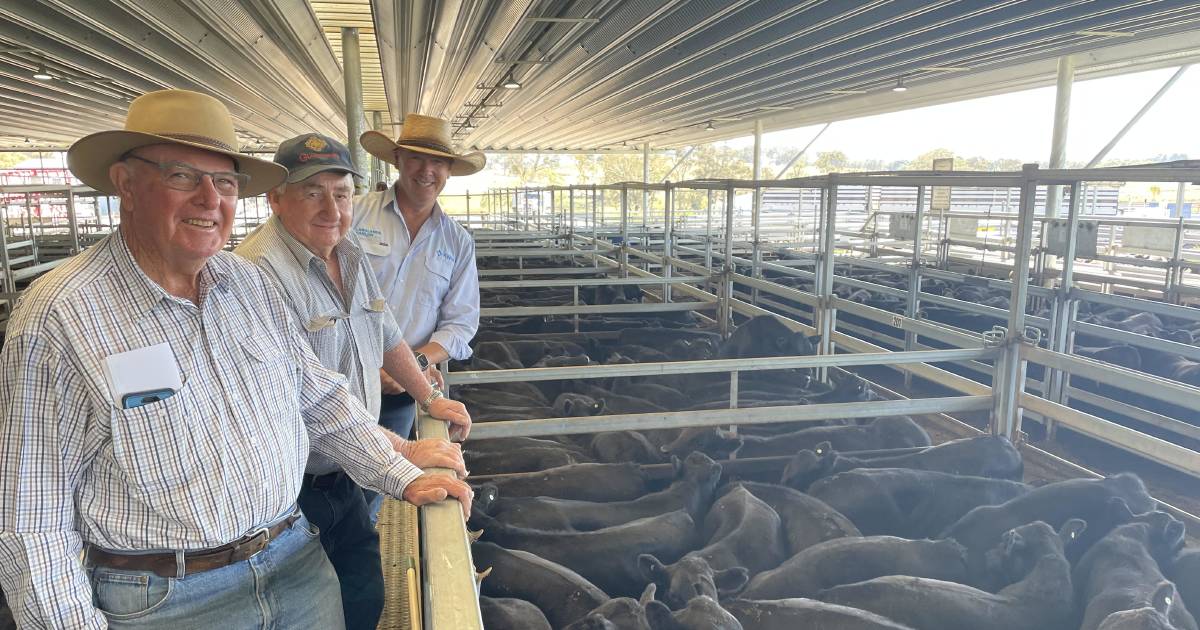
[414,341,449,366]
[383,342,435,402]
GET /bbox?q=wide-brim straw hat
[361,113,486,177]
[67,89,287,198]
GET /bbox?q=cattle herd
[459,255,1200,630]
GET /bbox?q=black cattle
[717,315,820,359]
[1075,512,1196,630]
[941,473,1157,585]
[807,468,1029,539]
[732,481,861,556]
[1076,343,1143,371]
[1169,549,1200,621]
[644,595,743,630]
[589,431,669,465]
[466,436,591,458]
[562,585,656,630]
[466,446,587,475]
[731,416,931,459]
[1096,585,1187,630]
[743,536,969,601]
[584,283,643,305]
[618,327,722,349]
[478,462,648,502]
[473,541,609,629]
[479,597,552,630]
[472,510,698,598]
[480,453,721,531]
[820,520,1085,630]
[473,341,526,368]
[639,486,787,609]
[781,435,1023,490]
[724,599,917,630]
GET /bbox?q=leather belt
[86,507,302,578]
[303,471,344,490]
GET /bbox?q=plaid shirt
[235,216,405,474]
[0,228,423,629]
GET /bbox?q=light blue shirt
[351,187,479,361]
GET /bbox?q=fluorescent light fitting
[758,106,790,111]
[32,64,52,81]
[1075,30,1135,37]
[892,77,908,92]
[827,89,867,94]
[919,66,971,71]
[704,121,715,131]
[502,75,521,89]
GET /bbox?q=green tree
[904,148,956,170]
[494,153,565,185]
[814,150,849,173]
[0,153,30,169]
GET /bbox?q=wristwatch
[414,351,430,371]
[420,387,444,412]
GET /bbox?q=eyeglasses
[124,154,249,196]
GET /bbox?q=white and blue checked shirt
[351,190,479,361]
[235,216,406,475]
[0,228,424,629]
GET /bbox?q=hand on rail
[403,473,474,518]
[399,437,468,479]
[428,397,472,441]
[380,368,404,395]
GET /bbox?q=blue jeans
[297,473,383,630]
[88,516,345,629]
[367,393,416,521]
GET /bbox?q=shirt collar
[269,214,359,274]
[111,225,230,320]
[385,185,445,232]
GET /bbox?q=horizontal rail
[468,396,993,439]
[1071,322,1200,363]
[1021,345,1200,412]
[479,275,708,289]
[1066,387,1200,443]
[480,301,713,317]
[448,348,999,385]
[414,411,483,629]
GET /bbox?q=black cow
[1169,549,1200,622]
[477,462,648,502]
[780,435,1023,490]
[1096,585,1187,630]
[1075,512,1196,630]
[743,536,969,601]
[807,467,1029,539]
[731,416,932,459]
[941,473,1157,584]
[466,446,587,475]
[472,510,698,598]
[717,315,820,359]
[480,453,721,532]
[820,520,1086,630]
[479,597,552,630]
[473,541,609,630]
[731,481,861,556]
[724,599,917,630]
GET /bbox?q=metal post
[341,27,366,193]
[1167,183,1188,303]
[705,189,714,291]
[664,183,674,302]
[371,111,385,187]
[620,185,630,277]
[65,186,80,254]
[904,185,926,389]
[465,191,471,229]
[568,187,576,251]
[992,164,1039,439]
[549,188,556,236]
[1045,55,1074,219]
[721,184,736,338]
[592,185,600,262]
[751,119,763,305]
[1044,180,1083,438]
[643,142,650,241]
[816,176,839,382]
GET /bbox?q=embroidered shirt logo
[435,249,456,263]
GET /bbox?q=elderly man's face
[115,143,238,270]
[394,148,450,210]
[269,171,354,256]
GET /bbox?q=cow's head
[638,554,748,610]
[660,428,742,460]
[779,442,837,490]
[554,393,606,417]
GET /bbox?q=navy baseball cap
[273,133,363,184]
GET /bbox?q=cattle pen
[373,162,1200,629]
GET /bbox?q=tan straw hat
[67,89,287,197]
[361,113,486,176]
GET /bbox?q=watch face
[415,352,429,370]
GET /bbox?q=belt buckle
[243,525,271,560]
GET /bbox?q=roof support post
[342,27,366,193]
[370,111,385,187]
[1046,55,1074,219]
[642,142,650,240]
[751,119,763,305]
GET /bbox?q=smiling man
[353,115,485,458]
[0,90,472,629]
[234,134,471,630]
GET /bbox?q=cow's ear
[713,566,750,594]
[805,334,823,346]
[593,399,606,414]
[561,397,576,415]
[815,441,833,456]
[671,455,683,476]
[1059,518,1087,543]
[638,582,657,607]
[1107,496,1136,523]
[638,554,667,580]
[645,600,680,630]
[1162,517,1186,555]
[1151,581,1176,615]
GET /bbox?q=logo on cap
[304,136,328,151]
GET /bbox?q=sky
[749,65,1199,164]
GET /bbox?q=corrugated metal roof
[1,1,1198,151]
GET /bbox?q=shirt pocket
[109,382,195,492]
[360,239,390,259]
[238,334,303,406]
[358,297,388,369]
[419,249,453,307]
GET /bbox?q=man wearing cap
[0,90,472,629]
[234,133,471,630]
[354,115,485,448]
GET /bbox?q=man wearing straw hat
[235,132,473,630]
[354,115,485,449]
[0,90,472,629]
